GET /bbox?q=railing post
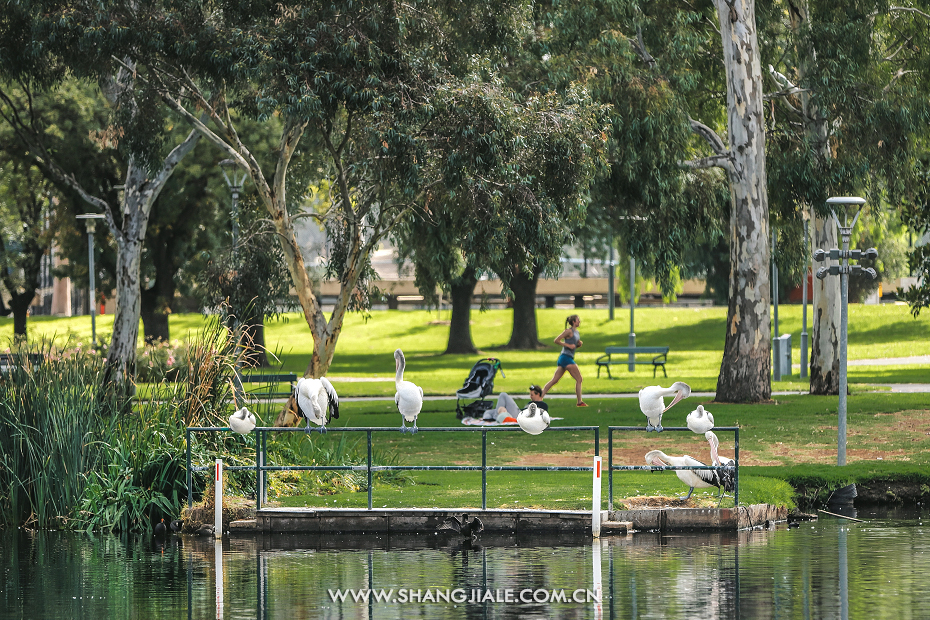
[592,456,602,537]
[481,430,487,510]
[255,430,262,511]
[594,426,599,457]
[367,430,373,510]
[734,428,740,507]
[608,428,613,511]
[186,428,192,509]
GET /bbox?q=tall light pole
[219,159,248,405]
[813,196,877,465]
[76,213,107,347]
[628,257,636,371]
[608,239,615,321]
[801,218,809,379]
[219,159,247,249]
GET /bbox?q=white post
[215,458,223,538]
[215,539,224,620]
[592,456,602,537]
[592,538,603,620]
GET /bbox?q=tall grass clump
[0,343,121,528]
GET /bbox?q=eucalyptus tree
[763,0,930,392]
[98,0,606,375]
[0,9,204,382]
[0,157,56,340]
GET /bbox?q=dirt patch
[619,495,723,509]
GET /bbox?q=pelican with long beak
[294,377,340,433]
[686,404,714,435]
[638,382,691,432]
[394,349,424,433]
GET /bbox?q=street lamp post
[801,219,809,379]
[76,213,107,348]
[219,159,248,405]
[813,196,877,465]
[628,257,636,371]
[219,159,247,249]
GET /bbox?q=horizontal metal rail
[186,425,600,511]
[608,426,740,507]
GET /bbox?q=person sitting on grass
[481,384,549,423]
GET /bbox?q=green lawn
[234,391,928,511]
[7,303,927,397]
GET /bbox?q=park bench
[0,353,45,374]
[595,346,670,379]
[235,371,298,398]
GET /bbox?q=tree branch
[679,154,733,171]
[689,116,728,155]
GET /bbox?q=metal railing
[607,426,740,507]
[186,425,600,511]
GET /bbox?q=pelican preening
[294,377,340,434]
[517,402,551,435]
[645,444,734,501]
[686,404,714,435]
[639,382,691,432]
[394,349,424,434]
[705,430,736,493]
[229,406,256,435]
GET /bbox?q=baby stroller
[455,358,505,419]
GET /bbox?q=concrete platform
[240,504,785,535]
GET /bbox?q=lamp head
[863,247,878,260]
[816,267,830,280]
[813,249,827,262]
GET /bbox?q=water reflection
[2,507,929,619]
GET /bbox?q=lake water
[1,506,927,619]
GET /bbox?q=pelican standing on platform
[639,381,691,432]
[686,404,714,435]
[394,349,423,433]
[517,402,551,435]
[645,449,719,500]
[705,430,736,494]
[229,406,257,435]
[294,377,340,433]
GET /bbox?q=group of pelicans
[228,358,734,502]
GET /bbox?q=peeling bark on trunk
[810,214,840,393]
[789,0,840,394]
[445,267,478,355]
[713,0,772,403]
[505,268,546,350]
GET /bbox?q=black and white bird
[517,402,550,435]
[437,513,484,542]
[686,404,714,435]
[229,406,256,435]
[645,449,722,501]
[294,377,340,434]
[638,382,691,432]
[394,349,423,434]
[705,430,736,495]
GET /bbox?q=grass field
[4,303,928,397]
[7,304,927,512]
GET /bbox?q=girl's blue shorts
[556,354,576,368]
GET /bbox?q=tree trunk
[713,0,772,403]
[9,294,31,340]
[445,267,478,354]
[789,0,840,394]
[810,213,840,393]
[505,267,546,350]
[242,320,270,368]
[107,226,145,380]
[140,234,175,343]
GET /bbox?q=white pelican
[229,406,257,435]
[705,430,736,493]
[294,377,340,434]
[517,402,551,435]
[645,449,720,500]
[686,404,714,435]
[394,349,423,433]
[638,382,691,432]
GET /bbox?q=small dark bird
[437,514,484,542]
[153,518,167,536]
[169,519,183,533]
[196,524,215,537]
